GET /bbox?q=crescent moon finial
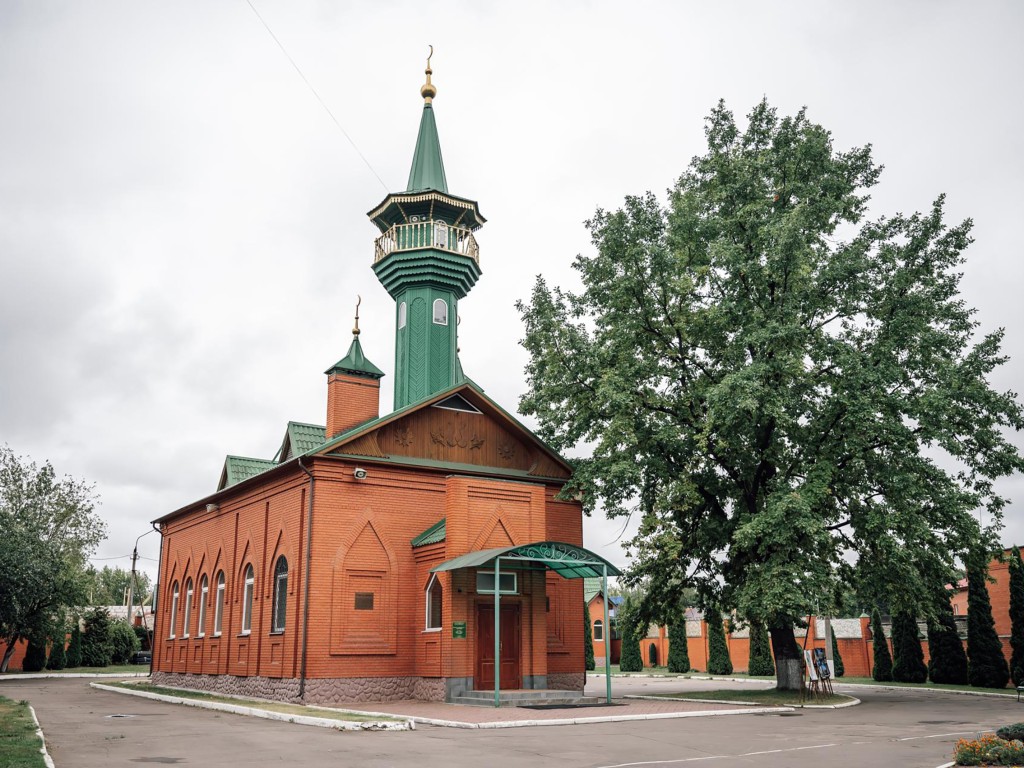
[421,45,437,103]
[353,295,362,336]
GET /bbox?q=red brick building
[151,62,618,705]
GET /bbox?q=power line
[243,0,389,193]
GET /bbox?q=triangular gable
[311,382,572,480]
[276,421,326,462]
[218,456,277,491]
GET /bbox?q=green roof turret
[406,47,448,193]
[325,297,384,379]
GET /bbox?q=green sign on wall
[452,621,467,639]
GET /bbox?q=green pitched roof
[411,518,446,548]
[325,335,384,379]
[583,577,602,604]
[406,104,448,193]
[219,456,277,490]
[279,421,326,461]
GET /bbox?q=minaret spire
[406,46,447,193]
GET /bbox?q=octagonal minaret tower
[367,50,485,410]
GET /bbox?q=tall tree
[617,599,643,673]
[517,99,1024,689]
[966,554,1010,689]
[0,447,106,672]
[748,621,775,676]
[831,629,845,677]
[706,611,733,675]
[584,603,595,672]
[1009,547,1024,686]
[928,608,969,684]
[871,610,893,682]
[668,615,691,673]
[86,566,151,607]
[891,611,928,683]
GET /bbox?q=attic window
[432,394,481,414]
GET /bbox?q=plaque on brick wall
[452,621,467,639]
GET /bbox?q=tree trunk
[769,624,804,691]
[1,638,18,673]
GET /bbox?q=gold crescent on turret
[421,45,436,103]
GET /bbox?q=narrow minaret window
[398,301,407,329]
[433,299,448,325]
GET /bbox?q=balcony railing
[374,220,480,266]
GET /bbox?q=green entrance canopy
[430,541,622,579]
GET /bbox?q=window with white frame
[272,556,288,633]
[214,571,225,636]
[432,298,448,325]
[425,574,442,630]
[169,581,179,639]
[241,564,254,634]
[197,575,208,637]
[593,619,604,641]
[183,578,193,638]
[398,301,407,329]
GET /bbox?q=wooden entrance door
[476,604,521,690]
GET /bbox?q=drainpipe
[297,457,315,701]
[149,522,164,678]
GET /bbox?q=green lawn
[108,681,401,723]
[0,695,47,768]
[647,688,852,707]
[2,664,144,676]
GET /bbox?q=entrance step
[452,690,602,708]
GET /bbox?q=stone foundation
[547,671,585,692]
[150,672,447,704]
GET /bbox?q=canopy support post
[494,556,501,708]
[602,564,611,704]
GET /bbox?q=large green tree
[966,554,1010,689]
[1008,547,1024,685]
[517,100,1024,689]
[0,447,106,672]
[86,566,151,607]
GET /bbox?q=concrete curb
[933,763,955,768]
[90,683,414,731]
[1,672,150,681]
[624,693,860,710]
[338,704,796,729]
[27,703,56,768]
[834,682,1019,700]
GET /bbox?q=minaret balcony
[374,220,479,266]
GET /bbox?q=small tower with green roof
[367,50,485,410]
[324,298,384,438]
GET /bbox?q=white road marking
[589,743,839,768]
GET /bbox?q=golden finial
[421,45,436,103]
[353,295,362,336]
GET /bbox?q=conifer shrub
[706,611,733,675]
[46,631,67,670]
[996,723,1024,742]
[831,629,845,677]
[967,556,1010,689]
[927,610,969,684]
[66,623,82,669]
[22,636,48,672]
[80,607,113,667]
[584,603,595,671]
[109,621,141,664]
[617,602,644,673]
[891,611,928,683]
[667,620,691,673]
[747,622,775,676]
[1009,547,1024,686]
[871,609,893,681]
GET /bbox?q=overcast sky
[1,1,1021,586]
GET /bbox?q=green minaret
[368,50,485,410]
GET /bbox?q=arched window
[272,557,288,633]
[398,301,407,329]
[169,581,179,639]
[241,564,254,634]
[432,298,448,325]
[593,619,604,641]
[214,571,226,636]
[425,574,442,630]
[183,578,193,638]
[197,575,209,637]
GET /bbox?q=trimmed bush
[831,630,844,677]
[1010,547,1024,686]
[617,603,644,673]
[66,623,82,669]
[928,610,969,684]
[747,622,774,676]
[871,609,893,682]
[891,611,928,683]
[22,636,48,672]
[584,603,595,671]
[80,607,113,668]
[996,723,1024,742]
[109,620,141,664]
[667,620,690,673]
[967,555,1010,689]
[46,631,67,670]
[706,611,733,675]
